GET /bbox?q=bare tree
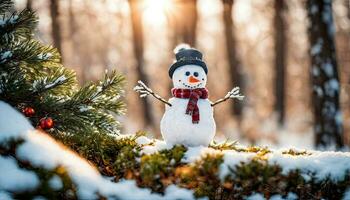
[347,0,350,20]
[129,0,154,128]
[306,0,343,148]
[273,0,287,125]
[49,0,63,59]
[26,0,32,10]
[221,0,245,120]
[170,0,198,47]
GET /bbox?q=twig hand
[211,87,244,107]
[134,80,172,106]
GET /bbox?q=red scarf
[171,88,209,124]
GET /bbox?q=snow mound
[140,139,350,183]
[0,101,34,142]
[0,101,196,200]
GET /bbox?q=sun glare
[143,0,173,25]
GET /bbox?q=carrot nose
[189,76,200,83]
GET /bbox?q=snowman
[134,44,244,147]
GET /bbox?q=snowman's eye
[185,71,190,76]
[193,72,199,77]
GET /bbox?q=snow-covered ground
[0,101,198,200]
[1,101,350,200]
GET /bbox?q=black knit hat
[169,44,208,78]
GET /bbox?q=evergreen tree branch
[0,0,12,14]
[0,10,38,44]
[0,40,60,67]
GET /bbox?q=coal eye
[185,71,190,76]
[193,72,199,77]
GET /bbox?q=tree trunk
[170,0,198,47]
[49,0,63,59]
[181,0,198,46]
[273,0,287,126]
[306,0,344,149]
[129,0,154,127]
[222,0,244,120]
[26,0,32,11]
[347,0,350,20]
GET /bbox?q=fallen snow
[0,156,39,192]
[0,101,34,142]
[182,146,221,163]
[0,191,12,200]
[246,193,265,200]
[135,135,152,145]
[344,189,350,200]
[270,193,298,200]
[219,150,256,180]
[0,101,197,200]
[141,139,169,155]
[1,101,350,199]
[267,150,350,182]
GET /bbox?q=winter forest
[1,0,350,199]
[15,0,350,149]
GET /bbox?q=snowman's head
[172,64,207,89]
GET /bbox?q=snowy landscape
[1,0,350,199]
[1,101,350,199]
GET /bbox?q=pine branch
[0,0,12,14]
[30,67,76,96]
[0,10,38,44]
[134,80,172,106]
[0,40,60,67]
[69,70,125,113]
[211,87,244,107]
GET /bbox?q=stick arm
[211,87,244,107]
[134,80,172,106]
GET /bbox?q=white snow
[0,101,197,200]
[135,135,152,145]
[0,101,34,142]
[37,53,52,60]
[0,51,12,60]
[246,193,265,200]
[1,101,350,199]
[0,156,39,192]
[312,66,320,76]
[270,193,298,200]
[343,189,350,200]
[310,39,323,56]
[219,150,256,180]
[321,61,334,77]
[182,146,221,163]
[163,185,198,200]
[267,150,350,181]
[78,105,92,112]
[141,139,169,155]
[48,175,63,191]
[0,191,12,200]
[45,75,67,89]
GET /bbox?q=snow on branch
[211,87,244,107]
[134,80,172,106]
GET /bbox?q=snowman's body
[159,64,216,147]
[160,97,216,147]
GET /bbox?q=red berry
[39,117,54,129]
[23,107,35,117]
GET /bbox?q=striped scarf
[171,88,209,124]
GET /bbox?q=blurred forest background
[14,0,350,149]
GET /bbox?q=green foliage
[0,0,125,150]
[80,135,350,200]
